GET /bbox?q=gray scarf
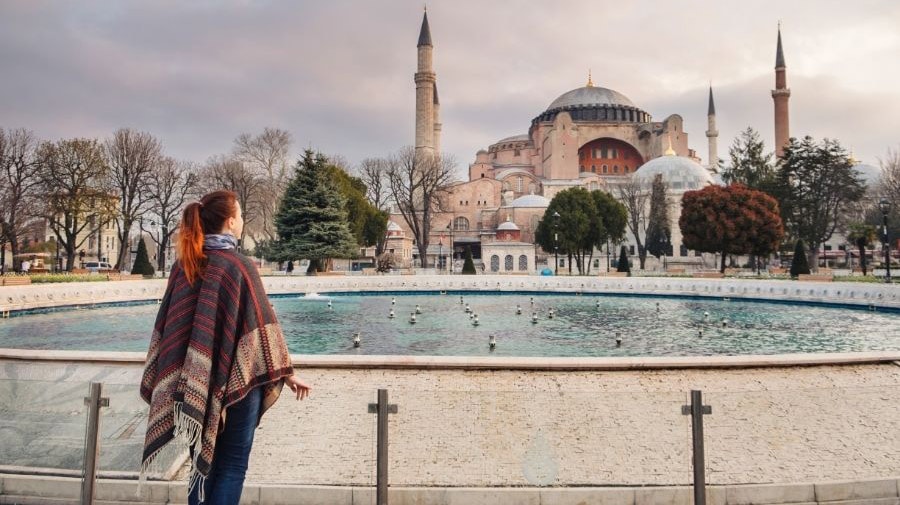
[203,234,238,251]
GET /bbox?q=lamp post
[150,221,163,278]
[552,211,561,276]
[446,221,453,275]
[606,237,611,273]
[880,198,892,283]
[663,230,669,272]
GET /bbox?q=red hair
[176,190,238,285]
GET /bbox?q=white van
[84,261,113,273]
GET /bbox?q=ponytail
[177,202,206,286]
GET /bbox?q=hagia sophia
[384,12,875,273]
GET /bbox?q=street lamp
[606,237,611,273]
[663,230,669,272]
[150,221,164,277]
[552,211,561,276]
[446,221,454,275]
[880,198,891,283]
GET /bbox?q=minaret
[772,24,791,158]
[433,83,442,155]
[414,10,436,154]
[705,84,719,172]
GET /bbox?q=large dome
[547,86,636,111]
[633,154,715,192]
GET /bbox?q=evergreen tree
[462,245,477,275]
[325,164,388,249]
[131,237,155,277]
[722,127,775,190]
[790,239,811,277]
[617,245,631,274]
[534,187,599,274]
[645,174,672,261]
[274,150,357,273]
[771,136,866,269]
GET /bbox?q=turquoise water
[1,293,899,356]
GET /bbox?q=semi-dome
[633,154,715,192]
[547,86,636,111]
[509,193,550,208]
[852,163,882,187]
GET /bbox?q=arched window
[518,255,528,271]
[453,217,469,231]
[591,165,596,173]
[504,255,514,271]
[490,255,500,272]
[602,165,608,174]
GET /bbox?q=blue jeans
[189,386,262,505]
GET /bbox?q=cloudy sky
[1,0,898,175]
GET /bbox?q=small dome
[852,163,882,186]
[633,154,715,192]
[496,134,530,144]
[497,219,520,231]
[510,193,550,208]
[387,221,402,231]
[547,86,636,112]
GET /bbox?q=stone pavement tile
[1,474,80,500]
[258,484,353,505]
[443,487,541,505]
[540,487,633,505]
[390,487,448,505]
[95,479,168,503]
[726,483,815,504]
[815,480,899,502]
[635,486,690,505]
[816,500,900,505]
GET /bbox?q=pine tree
[131,237,155,277]
[617,245,631,274]
[462,245,477,275]
[645,174,671,261]
[723,127,774,189]
[274,150,357,273]
[790,239,811,278]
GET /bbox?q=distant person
[286,260,294,274]
[140,190,310,505]
[20,260,30,273]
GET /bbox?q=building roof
[633,153,715,192]
[852,163,882,186]
[418,11,432,47]
[495,134,530,144]
[387,221,403,231]
[707,85,716,116]
[497,219,520,231]
[509,193,550,208]
[776,26,786,68]
[546,85,636,111]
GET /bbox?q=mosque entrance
[578,138,643,176]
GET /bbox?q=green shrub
[131,238,156,277]
[616,245,631,274]
[462,246,477,275]
[789,239,810,278]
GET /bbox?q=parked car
[84,261,114,273]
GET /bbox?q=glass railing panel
[0,378,91,472]
[704,385,900,485]
[388,389,693,487]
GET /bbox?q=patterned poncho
[139,249,294,494]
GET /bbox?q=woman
[140,190,310,504]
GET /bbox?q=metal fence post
[81,382,109,505]
[682,389,711,505]
[368,389,398,505]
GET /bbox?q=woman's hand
[285,375,311,400]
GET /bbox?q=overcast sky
[1,0,898,175]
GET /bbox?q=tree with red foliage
[679,184,784,273]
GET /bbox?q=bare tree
[36,138,114,271]
[144,157,199,272]
[198,155,263,244]
[878,146,900,205]
[615,178,651,269]
[105,128,163,270]
[357,157,391,211]
[232,128,292,242]
[385,147,456,268]
[0,128,41,272]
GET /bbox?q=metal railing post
[81,382,109,505]
[368,388,397,505]
[682,389,711,505]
